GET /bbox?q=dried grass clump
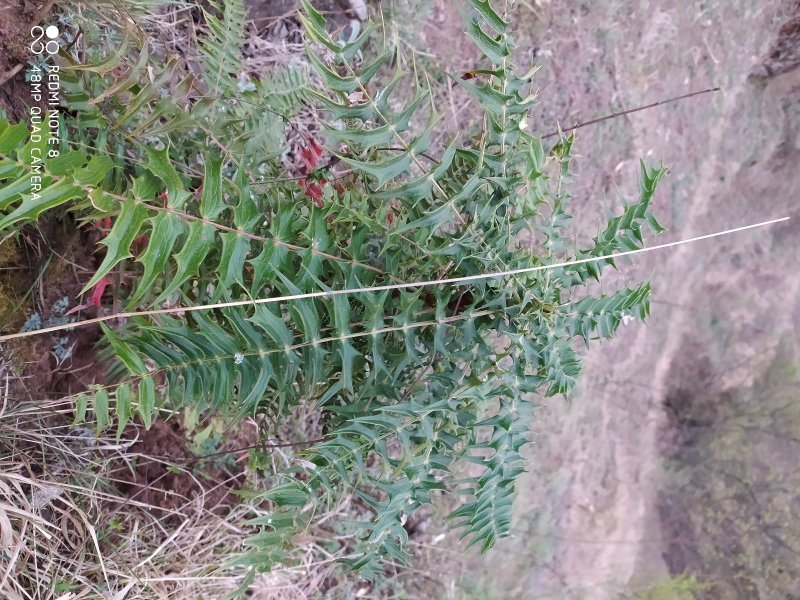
[0,394,336,599]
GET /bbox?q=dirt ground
[413,0,800,597]
[0,0,46,121]
[0,217,107,398]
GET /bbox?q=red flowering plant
[298,137,344,207]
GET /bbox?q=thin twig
[398,287,466,403]
[32,0,57,27]
[0,217,787,342]
[541,86,721,139]
[374,147,441,163]
[0,64,23,88]
[157,437,329,466]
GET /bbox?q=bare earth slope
[450,0,799,597]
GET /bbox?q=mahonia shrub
[0,0,664,578]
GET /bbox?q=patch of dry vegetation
[0,394,338,599]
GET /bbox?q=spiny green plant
[0,0,664,580]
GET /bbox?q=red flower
[298,138,341,207]
[299,178,325,208]
[300,138,324,173]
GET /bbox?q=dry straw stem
[0,216,788,343]
[540,86,721,139]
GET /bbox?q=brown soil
[1,218,108,400]
[0,0,46,120]
[246,0,358,29]
[751,2,800,79]
[116,419,259,514]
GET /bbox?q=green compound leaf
[115,383,132,442]
[83,200,148,293]
[138,376,156,430]
[466,0,508,33]
[128,211,186,307]
[0,179,81,231]
[154,220,216,305]
[74,393,88,425]
[0,121,28,154]
[93,388,109,432]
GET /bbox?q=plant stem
[541,86,721,139]
[0,216,787,342]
